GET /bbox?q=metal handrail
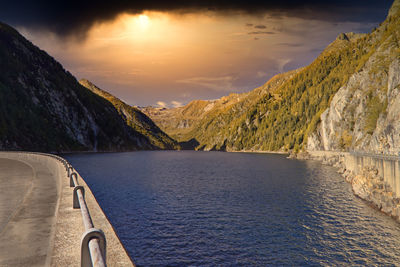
[6,151,107,267]
[350,151,400,161]
[70,167,106,267]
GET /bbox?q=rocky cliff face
[308,1,400,154]
[0,22,175,152]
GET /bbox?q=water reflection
[66,151,400,266]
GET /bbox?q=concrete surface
[0,155,61,266]
[0,152,134,267]
[50,159,135,267]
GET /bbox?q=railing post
[81,228,107,267]
[73,186,85,209]
[68,166,74,177]
[70,172,78,187]
[35,153,108,266]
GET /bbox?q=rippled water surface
[65,151,400,266]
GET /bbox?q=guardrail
[59,154,107,267]
[6,152,107,267]
[350,151,400,161]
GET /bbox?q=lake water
[65,151,400,266]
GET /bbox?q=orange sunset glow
[0,1,399,266]
[19,11,380,107]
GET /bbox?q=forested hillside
[144,0,400,153]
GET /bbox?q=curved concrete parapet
[0,152,134,267]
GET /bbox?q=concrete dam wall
[307,150,400,221]
[345,152,400,197]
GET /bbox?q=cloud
[271,26,284,32]
[276,58,291,73]
[245,23,254,27]
[248,31,275,35]
[177,75,236,91]
[0,0,392,37]
[171,101,183,107]
[257,71,267,78]
[278,42,303,47]
[254,25,266,29]
[156,101,167,108]
[309,48,324,54]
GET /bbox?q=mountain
[307,0,400,154]
[0,22,177,152]
[143,0,400,153]
[79,79,179,150]
[141,70,299,150]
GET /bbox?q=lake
[65,151,400,266]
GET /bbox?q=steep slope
[145,30,373,151]
[79,79,179,150]
[308,0,400,154]
[0,22,172,152]
[141,99,213,141]
[145,1,399,153]
[142,70,298,149]
[197,31,375,151]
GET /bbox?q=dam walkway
[0,156,59,266]
[0,152,134,267]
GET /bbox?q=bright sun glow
[137,14,150,29]
[28,10,357,106]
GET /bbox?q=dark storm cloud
[0,0,393,37]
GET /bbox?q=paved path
[0,153,134,266]
[0,157,60,266]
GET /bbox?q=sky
[1,0,394,107]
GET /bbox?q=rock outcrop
[303,0,400,223]
[308,0,400,155]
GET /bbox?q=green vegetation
[0,22,177,152]
[364,93,387,135]
[339,130,353,149]
[185,33,376,151]
[160,2,400,152]
[79,80,179,150]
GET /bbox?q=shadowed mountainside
[0,22,177,152]
[79,79,179,150]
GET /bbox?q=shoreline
[226,149,289,155]
[295,150,400,224]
